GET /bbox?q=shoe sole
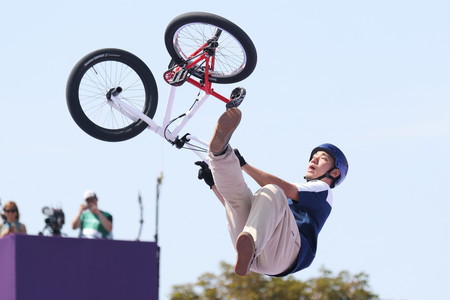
[235,232,255,276]
[210,108,242,155]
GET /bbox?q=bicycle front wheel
[165,12,257,84]
[66,48,158,142]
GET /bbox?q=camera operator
[1,201,27,238]
[71,190,113,239]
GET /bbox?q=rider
[196,106,348,277]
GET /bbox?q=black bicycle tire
[165,12,257,84]
[66,48,158,142]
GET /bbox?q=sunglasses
[4,209,17,213]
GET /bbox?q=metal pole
[155,172,163,243]
[155,172,163,299]
[137,192,144,241]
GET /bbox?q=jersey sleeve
[291,181,332,234]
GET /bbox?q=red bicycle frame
[182,41,230,103]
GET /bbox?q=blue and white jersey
[279,180,333,276]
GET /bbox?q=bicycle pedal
[226,87,246,110]
[164,68,189,86]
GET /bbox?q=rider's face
[305,151,335,181]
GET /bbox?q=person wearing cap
[196,107,348,277]
[0,201,27,238]
[71,190,113,239]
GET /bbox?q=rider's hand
[234,149,247,167]
[195,161,215,189]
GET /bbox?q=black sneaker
[226,87,246,110]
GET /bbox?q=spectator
[1,201,27,238]
[71,190,113,239]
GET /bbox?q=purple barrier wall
[0,235,158,300]
[0,236,16,299]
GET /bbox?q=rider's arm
[241,163,299,201]
[233,148,299,201]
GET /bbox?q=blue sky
[2,1,449,299]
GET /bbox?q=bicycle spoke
[174,23,247,78]
[78,60,147,130]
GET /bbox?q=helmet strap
[305,166,338,187]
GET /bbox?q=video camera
[41,207,65,236]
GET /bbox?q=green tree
[305,267,378,300]
[169,262,378,300]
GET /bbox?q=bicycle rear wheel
[165,12,257,84]
[66,48,158,142]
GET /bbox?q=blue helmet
[309,143,348,188]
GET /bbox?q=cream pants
[209,147,301,275]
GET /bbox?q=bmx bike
[66,11,257,161]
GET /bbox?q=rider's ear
[330,168,340,179]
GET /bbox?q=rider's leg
[244,184,301,275]
[209,108,252,241]
[209,107,298,276]
[210,150,300,276]
[209,108,241,155]
[209,146,253,243]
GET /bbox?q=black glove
[234,149,247,167]
[195,161,215,188]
